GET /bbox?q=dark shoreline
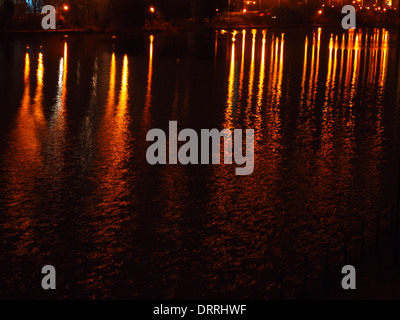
[1,22,399,37]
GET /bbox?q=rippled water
[0,28,399,299]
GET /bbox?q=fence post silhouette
[265,206,394,298]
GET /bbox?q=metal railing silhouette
[254,204,399,299]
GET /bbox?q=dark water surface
[0,28,399,299]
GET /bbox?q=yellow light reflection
[4,50,47,237]
[141,32,154,137]
[299,36,308,108]
[53,42,68,119]
[85,53,133,290]
[20,53,31,113]
[307,29,320,106]
[106,52,116,118]
[117,55,129,119]
[276,34,284,104]
[237,29,246,110]
[145,36,153,108]
[33,52,45,125]
[349,32,361,107]
[143,35,154,131]
[257,32,266,107]
[246,30,256,116]
[268,34,284,108]
[97,53,131,196]
[215,31,218,63]
[225,40,236,128]
[378,30,389,88]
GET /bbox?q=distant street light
[149,6,155,31]
[63,5,69,11]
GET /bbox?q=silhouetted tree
[1,0,15,25]
[189,0,225,21]
[30,0,44,15]
[152,0,191,20]
[4,0,15,16]
[112,0,146,28]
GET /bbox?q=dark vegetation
[0,0,398,31]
